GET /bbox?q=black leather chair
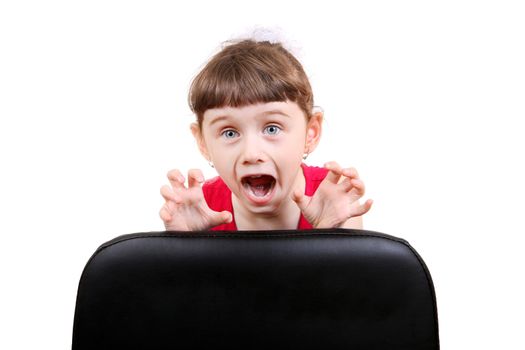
[72,229,439,349]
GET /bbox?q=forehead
[202,101,305,126]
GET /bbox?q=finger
[167,169,185,189]
[291,189,311,212]
[210,210,233,226]
[351,199,373,217]
[159,206,172,223]
[342,167,359,179]
[220,210,233,224]
[160,185,182,204]
[187,168,205,188]
[340,177,354,192]
[324,161,343,184]
[349,178,366,196]
[221,211,233,224]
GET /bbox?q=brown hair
[189,39,314,127]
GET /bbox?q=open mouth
[241,174,276,201]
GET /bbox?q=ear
[304,111,323,154]
[190,123,211,160]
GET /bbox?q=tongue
[250,184,270,197]
[245,176,274,197]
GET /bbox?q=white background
[1,1,524,348]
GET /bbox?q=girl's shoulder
[202,176,236,231]
[202,175,232,210]
[301,163,329,196]
[301,163,329,181]
[202,175,231,196]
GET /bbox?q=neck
[233,198,302,230]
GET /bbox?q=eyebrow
[208,109,291,126]
[208,115,229,126]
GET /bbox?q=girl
[159,38,373,231]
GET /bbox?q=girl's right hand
[159,169,233,231]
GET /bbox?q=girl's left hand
[292,161,373,228]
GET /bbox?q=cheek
[274,139,305,170]
[209,144,238,174]
[205,136,227,156]
[283,132,307,155]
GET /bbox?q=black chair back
[72,229,439,349]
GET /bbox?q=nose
[241,136,266,165]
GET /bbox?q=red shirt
[202,163,328,231]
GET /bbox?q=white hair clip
[250,26,286,44]
[231,25,304,59]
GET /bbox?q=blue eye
[264,125,281,135]
[221,129,239,139]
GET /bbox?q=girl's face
[192,101,322,216]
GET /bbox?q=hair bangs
[193,66,298,112]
